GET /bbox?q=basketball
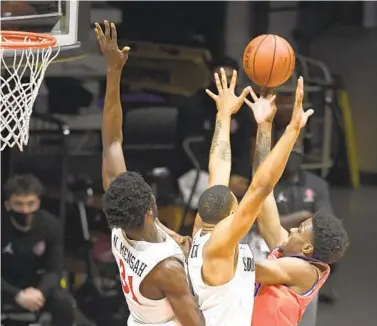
[242,34,296,88]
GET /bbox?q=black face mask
[10,210,34,228]
[283,152,303,177]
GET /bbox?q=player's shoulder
[146,257,185,284]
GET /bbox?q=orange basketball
[242,34,296,88]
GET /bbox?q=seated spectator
[176,55,256,202]
[1,174,73,326]
[274,142,333,229]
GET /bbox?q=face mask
[284,152,303,177]
[10,210,33,228]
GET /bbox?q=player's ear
[145,208,154,221]
[302,243,314,256]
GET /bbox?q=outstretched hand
[289,77,314,129]
[244,88,277,124]
[94,20,130,69]
[206,68,251,116]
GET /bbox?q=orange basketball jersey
[252,248,330,326]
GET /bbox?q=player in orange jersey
[245,86,350,326]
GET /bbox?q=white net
[0,34,60,151]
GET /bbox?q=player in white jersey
[187,69,313,326]
[95,21,204,326]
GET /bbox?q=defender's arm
[240,92,288,251]
[192,69,249,236]
[192,110,232,236]
[95,21,129,192]
[255,257,318,290]
[251,120,289,250]
[258,193,289,250]
[102,70,126,191]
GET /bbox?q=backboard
[0,0,90,63]
[0,1,90,151]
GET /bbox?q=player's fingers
[104,20,111,40]
[110,22,117,44]
[94,28,100,42]
[94,30,105,52]
[294,76,303,104]
[220,68,228,89]
[239,86,251,102]
[249,87,258,102]
[94,23,105,43]
[294,76,304,112]
[267,88,274,97]
[205,89,217,100]
[305,109,314,118]
[269,94,277,103]
[244,97,254,109]
[94,22,103,35]
[214,73,223,94]
[122,46,131,53]
[229,70,237,91]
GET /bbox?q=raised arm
[244,91,289,250]
[95,21,130,191]
[192,69,249,236]
[209,77,314,255]
[255,257,318,292]
[97,22,188,243]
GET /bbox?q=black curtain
[110,1,227,55]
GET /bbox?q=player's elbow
[250,180,274,198]
[255,262,291,285]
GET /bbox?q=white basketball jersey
[187,231,255,326]
[111,224,185,326]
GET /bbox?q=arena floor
[316,186,377,326]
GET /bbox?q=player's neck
[201,221,216,233]
[123,226,164,243]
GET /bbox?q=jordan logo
[3,243,13,254]
[277,192,287,203]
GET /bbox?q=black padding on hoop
[1,14,61,31]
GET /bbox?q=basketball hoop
[0,31,60,151]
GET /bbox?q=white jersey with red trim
[111,224,185,326]
[187,230,256,326]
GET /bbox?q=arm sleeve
[38,216,64,297]
[1,278,21,298]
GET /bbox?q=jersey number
[118,258,140,304]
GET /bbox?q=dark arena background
[1,2,376,326]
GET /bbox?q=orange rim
[0,31,57,49]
